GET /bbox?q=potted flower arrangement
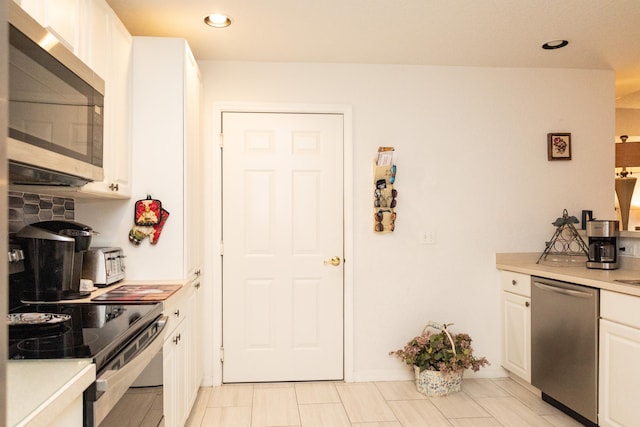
[389,322,489,396]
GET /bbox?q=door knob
[324,256,341,266]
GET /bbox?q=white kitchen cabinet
[78,0,133,198]
[129,36,203,281]
[500,271,531,382]
[162,281,202,427]
[163,315,188,427]
[80,0,109,79]
[187,278,203,411]
[17,0,79,52]
[184,48,204,279]
[599,290,640,427]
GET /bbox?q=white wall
[77,60,615,383]
[616,108,640,136]
[198,61,615,382]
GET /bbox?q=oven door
[84,315,167,426]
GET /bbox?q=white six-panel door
[221,112,344,383]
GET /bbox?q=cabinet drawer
[163,288,189,335]
[500,271,531,297]
[601,290,640,329]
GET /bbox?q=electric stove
[8,303,163,372]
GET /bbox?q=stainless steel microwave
[8,2,105,186]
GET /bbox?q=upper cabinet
[13,0,133,198]
[79,1,133,198]
[17,0,79,52]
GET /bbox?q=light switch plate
[420,230,436,245]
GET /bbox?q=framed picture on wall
[547,133,571,160]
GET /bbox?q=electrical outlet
[619,238,637,257]
[420,230,436,245]
[621,244,635,256]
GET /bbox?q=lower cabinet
[499,271,640,426]
[51,395,84,427]
[186,278,203,412]
[162,280,202,427]
[599,290,640,427]
[163,317,189,427]
[500,271,531,382]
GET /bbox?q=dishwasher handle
[533,281,594,298]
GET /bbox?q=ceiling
[106,0,640,106]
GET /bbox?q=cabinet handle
[108,183,119,191]
[511,279,517,286]
[525,301,530,307]
[174,309,180,317]
[173,333,181,344]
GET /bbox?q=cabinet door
[103,14,132,196]
[599,319,640,427]
[20,0,78,52]
[184,48,203,279]
[84,0,110,80]
[186,280,202,410]
[502,291,531,382]
[163,333,178,427]
[163,319,188,427]
[80,6,132,198]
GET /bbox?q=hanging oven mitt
[129,225,154,245]
[129,195,166,245]
[149,209,170,244]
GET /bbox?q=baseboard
[352,366,508,383]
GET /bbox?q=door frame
[209,103,354,385]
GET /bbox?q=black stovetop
[8,302,162,371]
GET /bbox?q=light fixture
[204,13,232,28]
[615,135,640,230]
[542,40,569,50]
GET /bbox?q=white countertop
[7,359,95,427]
[496,252,640,297]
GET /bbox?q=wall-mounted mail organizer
[373,146,397,233]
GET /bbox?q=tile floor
[184,377,585,427]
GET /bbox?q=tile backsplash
[8,191,75,239]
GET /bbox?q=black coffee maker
[586,220,619,270]
[16,220,94,301]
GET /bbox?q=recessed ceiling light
[542,40,569,50]
[204,13,232,28]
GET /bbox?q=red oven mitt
[149,209,170,244]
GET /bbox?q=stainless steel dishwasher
[531,276,599,427]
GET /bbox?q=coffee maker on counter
[586,220,619,270]
[15,220,95,301]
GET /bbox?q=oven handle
[92,315,167,425]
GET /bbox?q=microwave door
[9,25,101,164]
[7,2,105,186]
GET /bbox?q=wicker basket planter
[414,366,464,397]
[390,321,489,397]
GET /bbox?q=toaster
[82,247,126,287]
